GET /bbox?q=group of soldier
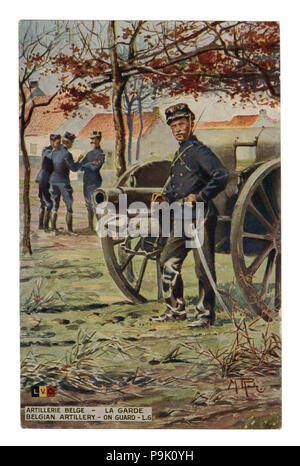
[36,130,105,233]
[36,103,229,328]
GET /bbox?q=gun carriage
[94,126,280,321]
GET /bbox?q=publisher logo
[31,385,55,398]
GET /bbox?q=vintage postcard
[19,20,281,429]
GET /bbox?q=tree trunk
[136,97,143,162]
[109,21,127,178]
[126,102,133,166]
[20,126,32,255]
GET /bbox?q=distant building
[196,110,279,130]
[195,110,280,168]
[23,95,66,158]
[21,82,93,161]
[77,107,176,164]
[138,107,177,160]
[254,109,280,128]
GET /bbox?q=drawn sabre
[191,225,232,319]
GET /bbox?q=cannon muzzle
[94,187,162,210]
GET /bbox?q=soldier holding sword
[151,103,229,327]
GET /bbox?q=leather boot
[66,212,73,232]
[38,208,45,230]
[51,212,58,231]
[44,210,52,231]
[150,302,186,322]
[88,211,94,231]
[150,309,187,322]
[187,305,215,328]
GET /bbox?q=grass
[204,313,281,378]
[233,412,282,429]
[22,277,66,314]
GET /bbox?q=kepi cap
[50,134,61,141]
[165,103,195,125]
[89,131,102,139]
[63,131,76,142]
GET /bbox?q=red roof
[24,95,68,137]
[78,111,163,141]
[196,114,260,129]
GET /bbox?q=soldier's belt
[151,192,168,203]
[151,194,195,206]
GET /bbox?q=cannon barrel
[94,187,162,210]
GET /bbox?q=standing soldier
[77,131,105,231]
[36,134,60,230]
[152,103,229,327]
[49,131,79,233]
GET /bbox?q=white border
[1,0,299,447]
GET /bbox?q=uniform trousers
[38,183,53,211]
[159,212,217,315]
[83,184,99,212]
[50,183,73,213]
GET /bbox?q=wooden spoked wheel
[99,160,171,303]
[101,231,163,304]
[230,159,281,321]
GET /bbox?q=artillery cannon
[94,126,280,321]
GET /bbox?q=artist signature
[228,377,265,397]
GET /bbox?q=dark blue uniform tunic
[78,147,105,211]
[49,145,79,213]
[163,135,229,210]
[36,145,53,211]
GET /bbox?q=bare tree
[122,77,153,164]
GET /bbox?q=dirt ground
[19,180,281,429]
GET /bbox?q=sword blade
[192,226,232,319]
